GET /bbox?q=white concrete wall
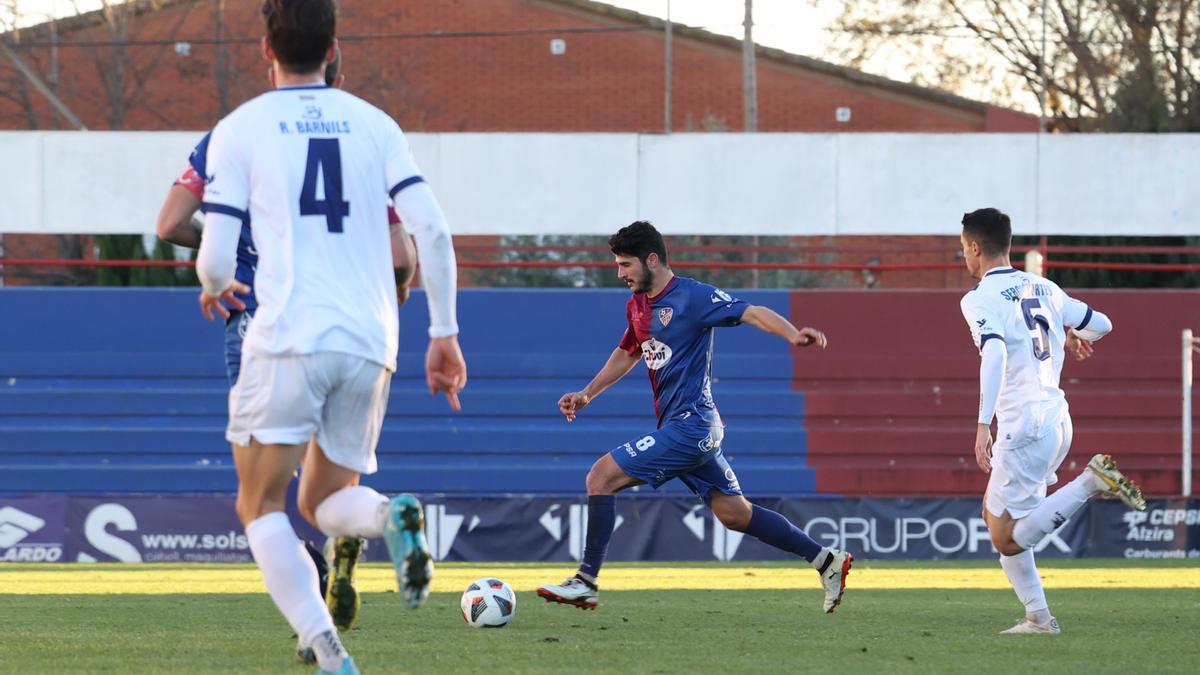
[1,131,1197,236]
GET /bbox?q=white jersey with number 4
[959,267,1095,446]
[203,84,424,371]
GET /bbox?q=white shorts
[226,352,391,474]
[985,413,1073,519]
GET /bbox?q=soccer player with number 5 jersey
[958,208,1145,635]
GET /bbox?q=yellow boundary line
[2,566,1198,595]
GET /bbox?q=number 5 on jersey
[300,138,350,233]
[1020,298,1052,361]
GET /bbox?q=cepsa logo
[1123,509,1200,542]
[0,506,63,562]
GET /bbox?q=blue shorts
[224,310,254,385]
[610,418,743,505]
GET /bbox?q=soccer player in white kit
[195,2,466,673]
[958,208,1145,635]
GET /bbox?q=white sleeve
[960,293,1005,352]
[1075,310,1112,341]
[392,182,458,338]
[384,119,458,338]
[197,212,242,297]
[199,119,249,224]
[1060,293,1112,341]
[196,118,248,298]
[977,338,1007,425]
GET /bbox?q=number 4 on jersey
[300,138,351,233]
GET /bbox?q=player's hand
[1066,329,1093,361]
[198,281,250,321]
[558,391,591,422]
[974,424,993,473]
[792,327,827,349]
[426,335,467,411]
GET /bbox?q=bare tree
[831,0,1200,130]
[71,0,194,129]
[0,0,39,128]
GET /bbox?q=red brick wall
[0,0,991,133]
[0,1,1020,288]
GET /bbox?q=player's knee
[234,492,260,526]
[991,532,1024,556]
[711,496,752,531]
[295,491,321,529]
[584,457,619,495]
[584,467,608,496]
[235,490,284,526]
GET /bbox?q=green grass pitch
[1,560,1197,673]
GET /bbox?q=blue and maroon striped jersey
[618,276,749,427]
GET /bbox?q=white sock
[999,550,1051,623]
[314,485,389,538]
[811,547,833,571]
[245,512,339,666]
[1012,471,1096,550]
[310,629,349,673]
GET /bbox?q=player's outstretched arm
[155,184,203,249]
[559,348,641,422]
[739,305,827,349]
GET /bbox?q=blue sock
[578,495,616,580]
[744,504,823,562]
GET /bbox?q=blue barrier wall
[0,287,812,496]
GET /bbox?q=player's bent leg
[1008,454,1146,552]
[233,440,350,672]
[709,492,753,531]
[298,439,370,630]
[983,508,1023,556]
[537,454,642,610]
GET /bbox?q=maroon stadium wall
[793,289,1200,497]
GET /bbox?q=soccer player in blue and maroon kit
[537,221,853,614]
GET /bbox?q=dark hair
[961,207,1012,257]
[261,0,337,75]
[609,220,668,265]
[323,46,341,86]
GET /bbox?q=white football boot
[1001,616,1061,634]
[536,575,599,609]
[1087,453,1147,511]
[818,549,853,613]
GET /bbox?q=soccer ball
[460,577,517,628]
